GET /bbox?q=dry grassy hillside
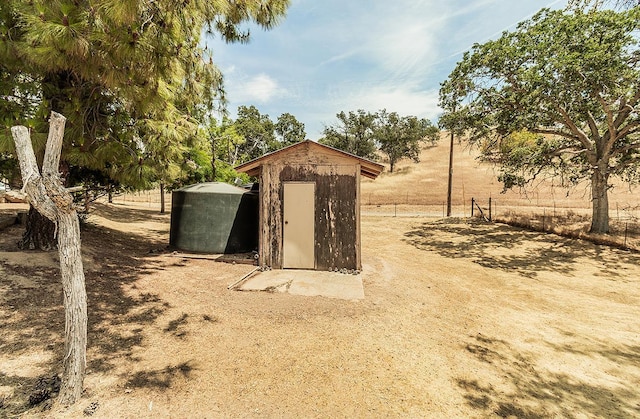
[362,133,640,222]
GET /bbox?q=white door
[283,182,315,269]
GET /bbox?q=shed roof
[234,140,384,179]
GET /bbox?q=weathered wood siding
[258,157,360,270]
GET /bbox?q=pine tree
[0,0,289,249]
[3,0,290,406]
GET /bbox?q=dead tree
[11,112,87,406]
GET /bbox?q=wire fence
[108,190,171,208]
[362,196,640,251]
[105,189,640,251]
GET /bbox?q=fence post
[488,197,492,221]
[471,198,475,218]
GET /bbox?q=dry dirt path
[2,207,640,418]
[362,217,640,418]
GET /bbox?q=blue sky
[206,0,567,139]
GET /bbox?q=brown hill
[362,133,640,221]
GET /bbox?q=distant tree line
[320,109,439,173]
[177,105,306,187]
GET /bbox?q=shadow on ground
[125,361,194,390]
[90,202,169,224]
[0,210,172,416]
[404,218,640,279]
[457,334,640,418]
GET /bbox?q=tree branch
[10,126,58,221]
[611,141,640,157]
[607,88,640,154]
[597,94,617,148]
[624,86,640,109]
[42,111,67,177]
[616,156,640,170]
[531,127,581,142]
[552,105,593,153]
[616,120,640,140]
[11,126,39,185]
[548,147,589,157]
[586,111,601,142]
[612,90,640,130]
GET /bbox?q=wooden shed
[235,140,384,271]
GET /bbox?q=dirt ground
[1,201,640,418]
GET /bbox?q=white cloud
[363,4,445,77]
[208,0,567,137]
[231,73,288,103]
[310,1,447,80]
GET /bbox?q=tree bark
[590,164,610,234]
[57,211,87,405]
[160,182,165,214]
[211,134,217,181]
[11,112,87,406]
[19,206,57,251]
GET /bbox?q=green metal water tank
[169,182,258,253]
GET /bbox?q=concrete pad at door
[239,269,364,300]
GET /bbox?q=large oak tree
[439,7,640,234]
[320,109,378,160]
[374,109,439,173]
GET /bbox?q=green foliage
[320,110,378,160]
[171,146,213,189]
[0,0,290,191]
[275,112,306,147]
[227,106,304,163]
[210,117,247,166]
[439,7,640,232]
[234,105,276,161]
[0,152,19,185]
[164,119,252,189]
[214,161,250,185]
[566,0,638,11]
[374,109,439,173]
[321,109,438,168]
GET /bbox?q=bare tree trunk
[11,112,87,406]
[590,165,610,234]
[19,206,57,251]
[57,211,87,405]
[160,182,166,214]
[211,134,217,181]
